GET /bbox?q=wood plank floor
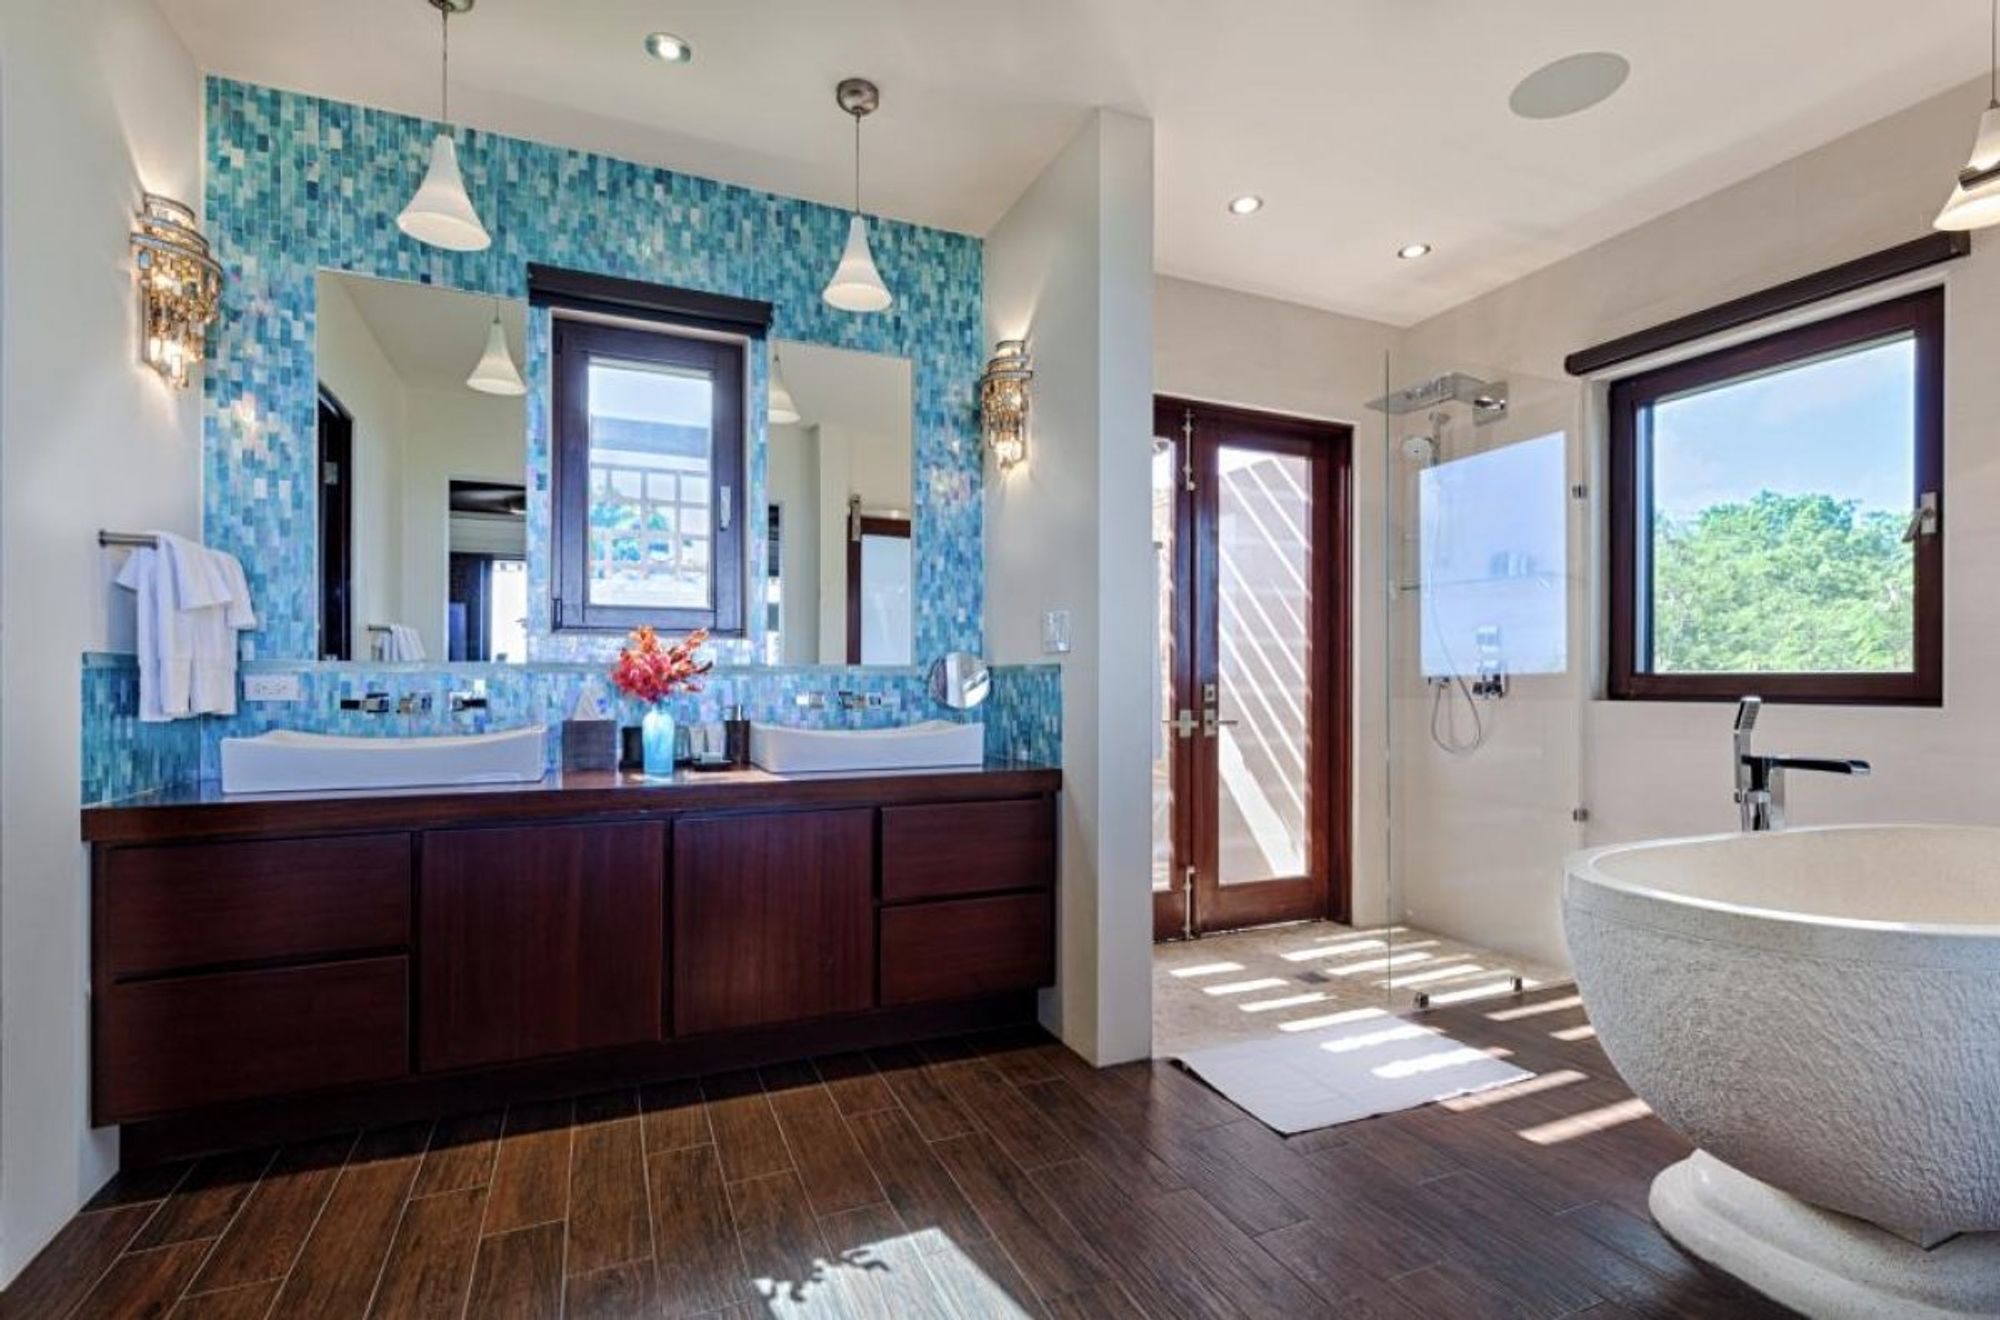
[3,987,1796,1318]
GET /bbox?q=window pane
[1215,445,1310,885]
[1649,336,1916,675]
[585,358,714,610]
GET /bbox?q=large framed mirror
[314,271,917,668]
[763,340,914,666]
[315,271,529,664]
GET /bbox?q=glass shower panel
[1377,352,1587,1011]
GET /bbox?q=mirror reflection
[764,340,914,666]
[315,271,528,663]
[312,275,916,668]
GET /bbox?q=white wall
[1152,277,1401,928]
[986,109,1155,1064]
[0,0,203,1284]
[401,386,527,660]
[768,423,821,665]
[1396,76,2000,969]
[315,274,407,660]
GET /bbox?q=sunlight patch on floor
[1515,1097,1653,1146]
[1168,961,1245,979]
[1202,977,1289,997]
[1486,993,1583,1022]
[1277,1006,1390,1033]
[1439,1068,1588,1112]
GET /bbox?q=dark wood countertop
[82,762,1062,846]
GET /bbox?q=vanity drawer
[100,834,411,979]
[95,956,409,1121]
[880,798,1054,902]
[879,892,1054,1006]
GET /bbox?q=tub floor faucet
[1733,696,1871,831]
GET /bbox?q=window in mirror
[553,318,746,635]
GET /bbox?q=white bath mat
[1173,1016,1533,1134]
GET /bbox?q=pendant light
[1937,0,2000,231]
[398,0,491,252]
[768,348,802,424]
[822,78,894,313]
[466,302,525,395]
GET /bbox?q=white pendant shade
[768,353,801,425]
[466,315,525,395]
[1936,105,2000,231]
[822,214,893,313]
[399,134,491,252]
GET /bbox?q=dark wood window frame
[1607,287,1944,706]
[551,316,748,637]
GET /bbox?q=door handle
[1203,709,1239,737]
[1164,710,1198,739]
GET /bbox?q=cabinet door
[673,809,874,1034]
[419,821,665,1072]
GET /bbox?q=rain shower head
[1366,372,1509,423]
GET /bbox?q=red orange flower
[610,626,713,704]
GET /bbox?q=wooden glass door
[1153,398,1351,940]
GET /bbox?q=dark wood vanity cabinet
[83,768,1058,1149]
[673,809,874,1034]
[418,821,666,1072]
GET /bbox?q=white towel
[115,534,257,722]
[377,624,426,663]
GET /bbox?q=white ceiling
[164,0,1990,326]
[328,270,525,390]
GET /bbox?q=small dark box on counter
[562,719,619,773]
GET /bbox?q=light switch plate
[243,672,303,702]
[1042,609,1073,654]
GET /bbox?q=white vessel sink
[750,720,985,774]
[219,725,548,794]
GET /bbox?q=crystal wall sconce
[131,194,223,389]
[980,338,1032,471]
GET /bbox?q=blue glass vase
[641,704,677,777]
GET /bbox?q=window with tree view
[552,317,745,635]
[1608,289,1942,705]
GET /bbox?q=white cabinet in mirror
[763,340,915,667]
[315,271,528,664]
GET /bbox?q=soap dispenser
[724,704,751,767]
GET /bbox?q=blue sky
[1651,336,1915,520]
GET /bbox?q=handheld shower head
[1401,433,1438,466]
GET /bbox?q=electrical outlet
[1042,609,1072,654]
[243,672,303,702]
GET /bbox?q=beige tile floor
[1152,920,1572,1056]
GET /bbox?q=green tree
[1653,491,1912,673]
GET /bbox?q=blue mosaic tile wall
[81,656,1061,803]
[202,77,985,665]
[80,656,204,806]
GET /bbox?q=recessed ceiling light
[1509,51,1629,120]
[644,31,693,64]
[1227,195,1264,216]
[1398,242,1433,260]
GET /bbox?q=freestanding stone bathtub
[1564,826,2000,1319]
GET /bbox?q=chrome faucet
[1732,696,1871,831]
